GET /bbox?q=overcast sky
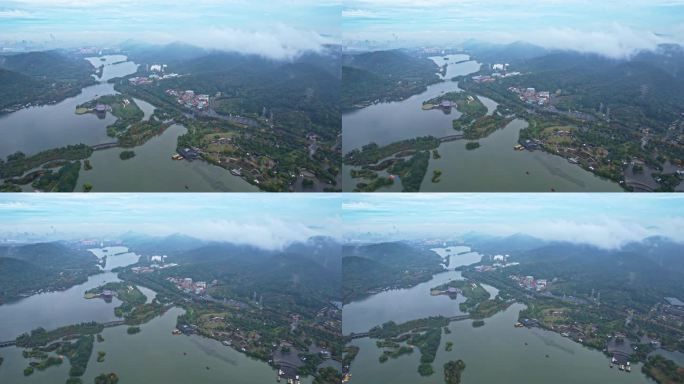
[0,0,340,59]
[0,194,341,250]
[342,194,684,249]
[343,0,684,58]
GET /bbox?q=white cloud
[0,9,33,18]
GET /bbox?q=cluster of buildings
[473,254,519,272]
[471,63,521,83]
[131,254,178,273]
[165,89,210,110]
[128,64,179,86]
[511,275,548,291]
[167,277,208,295]
[509,87,551,106]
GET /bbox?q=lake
[77,124,258,192]
[342,54,622,192]
[343,247,654,383]
[0,247,294,383]
[0,55,137,159]
[0,54,257,192]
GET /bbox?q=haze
[343,0,684,58]
[342,194,684,249]
[0,194,341,249]
[0,0,341,59]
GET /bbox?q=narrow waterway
[342,55,479,152]
[0,55,138,158]
[0,247,137,341]
[342,54,623,192]
[343,246,480,335]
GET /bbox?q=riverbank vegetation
[388,151,430,192]
[424,91,487,130]
[379,345,413,363]
[432,169,442,183]
[119,150,135,160]
[76,95,144,137]
[344,137,441,167]
[465,142,480,150]
[444,360,466,384]
[16,322,103,348]
[643,355,684,384]
[86,282,147,316]
[126,326,141,335]
[346,138,441,192]
[0,144,92,179]
[94,373,119,384]
[59,335,94,378]
[31,161,81,192]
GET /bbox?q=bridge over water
[92,142,119,151]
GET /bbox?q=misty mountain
[0,50,94,80]
[461,233,549,256]
[125,236,341,315]
[461,40,549,64]
[483,45,684,130]
[121,233,210,257]
[484,236,684,311]
[120,41,209,66]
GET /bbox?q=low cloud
[518,24,680,59]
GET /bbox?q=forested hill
[471,236,684,312]
[0,50,96,112]
[342,241,443,303]
[342,50,440,111]
[0,242,100,304]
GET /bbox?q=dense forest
[0,242,100,304]
[0,50,96,112]
[342,50,440,111]
[343,242,443,303]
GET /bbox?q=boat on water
[230,168,242,176]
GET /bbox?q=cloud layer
[0,194,341,251]
[342,0,684,58]
[342,194,684,250]
[0,0,340,60]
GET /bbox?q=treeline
[344,137,441,166]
